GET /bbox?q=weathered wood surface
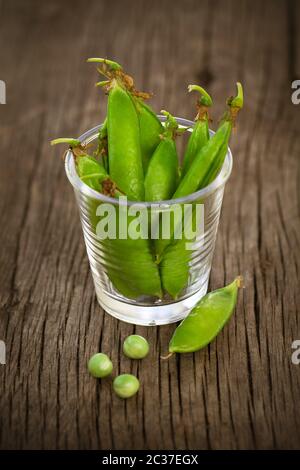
[0,0,299,450]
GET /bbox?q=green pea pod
[201,139,228,188]
[90,57,162,175]
[181,85,212,177]
[160,84,244,297]
[77,155,108,190]
[86,58,163,297]
[103,215,162,298]
[133,98,163,172]
[156,120,229,259]
[175,82,243,198]
[51,138,108,191]
[144,110,179,201]
[160,82,243,252]
[160,204,198,299]
[52,138,162,299]
[160,231,190,299]
[88,59,145,200]
[174,121,230,198]
[167,277,243,354]
[107,81,144,201]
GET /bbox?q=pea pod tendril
[87,57,123,71]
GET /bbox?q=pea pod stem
[51,137,81,148]
[228,82,243,109]
[160,352,174,360]
[188,84,212,108]
[95,80,110,87]
[222,82,244,126]
[161,110,180,139]
[87,57,123,71]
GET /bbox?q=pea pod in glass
[51,139,162,299]
[144,110,180,202]
[160,83,244,299]
[181,85,212,176]
[174,82,244,198]
[108,79,145,201]
[132,97,163,172]
[51,138,109,191]
[88,58,144,201]
[88,59,162,297]
[154,85,212,260]
[89,58,163,174]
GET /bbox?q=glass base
[95,281,208,326]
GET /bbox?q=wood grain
[0,0,299,450]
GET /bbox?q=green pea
[88,353,113,378]
[168,277,243,353]
[113,374,140,398]
[123,335,149,359]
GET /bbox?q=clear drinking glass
[65,116,232,325]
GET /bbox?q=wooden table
[0,0,299,450]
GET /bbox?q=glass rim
[65,115,233,207]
